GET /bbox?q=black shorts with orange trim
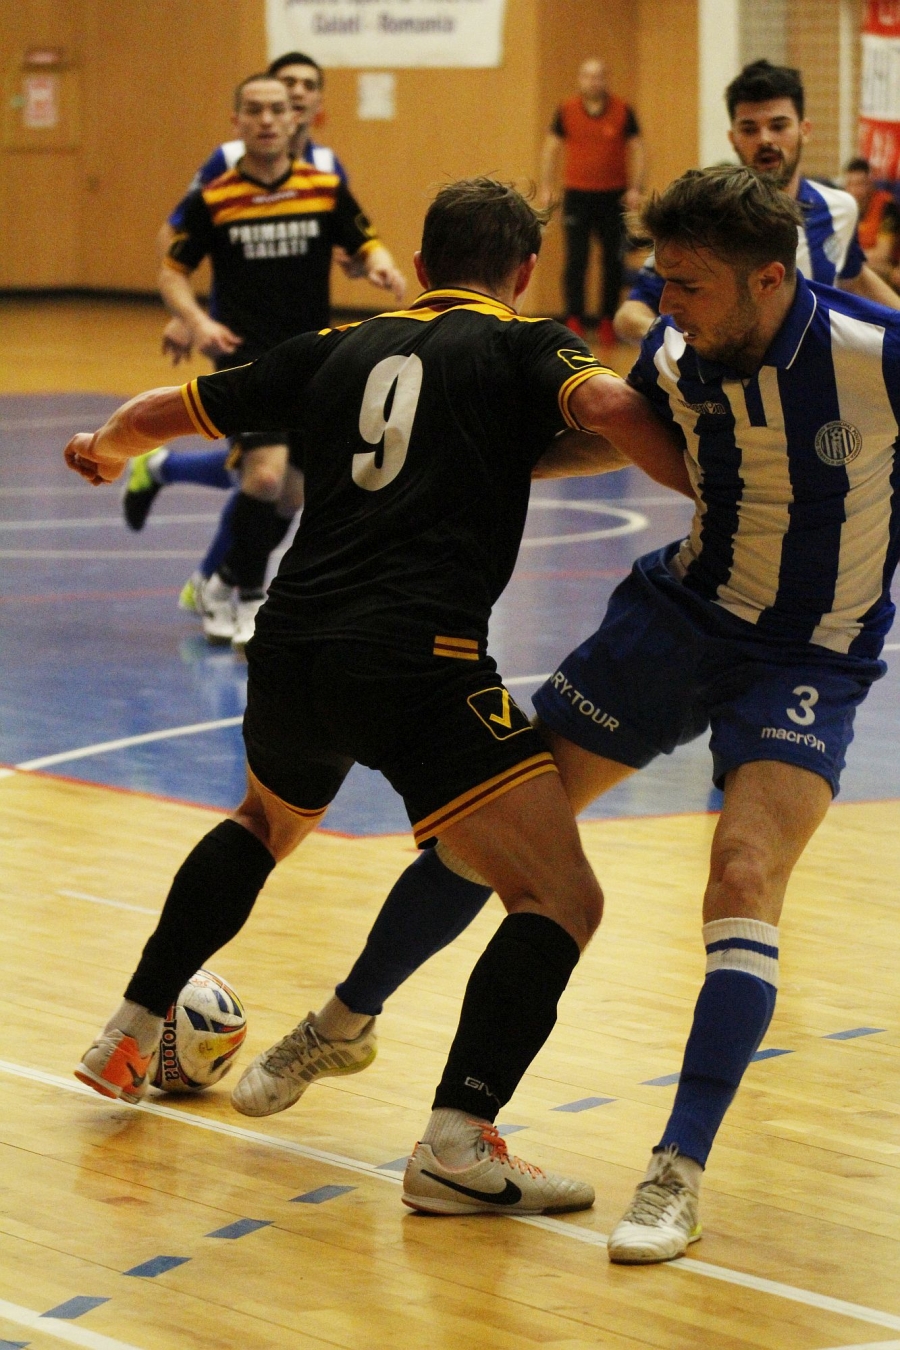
[243,637,556,847]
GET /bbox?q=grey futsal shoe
[231,1012,377,1116]
[607,1145,701,1263]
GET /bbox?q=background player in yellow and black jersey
[165,122,379,353]
[65,178,690,1216]
[155,72,404,650]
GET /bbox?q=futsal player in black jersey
[153,72,404,650]
[66,178,690,1215]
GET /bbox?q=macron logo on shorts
[550,671,619,731]
[761,726,826,753]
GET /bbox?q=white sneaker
[402,1124,594,1215]
[230,1012,377,1117]
[196,574,235,645]
[607,1146,701,1263]
[231,596,264,654]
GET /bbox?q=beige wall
[0,0,699,314]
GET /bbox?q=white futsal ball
[149,969,247,1093]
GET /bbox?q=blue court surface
[3,391,900,833]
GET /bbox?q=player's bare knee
[241,467,283,501]
[231,794,305,863]
[503,868,603,950]
[707,843,780,918]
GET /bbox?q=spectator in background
[539,58,644,347]
[844,156,900,286]
[615,61,900,344]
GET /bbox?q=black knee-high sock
[218,493,292,595]
[125,820,275,1015]
[432,912,580,1120]
[335,850,492,1015]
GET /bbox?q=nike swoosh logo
[127,1062,147,1088]
[421,1170,522,1206]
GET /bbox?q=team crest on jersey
[814,420,862,466]
[557,348,600,371]
[467,687,531,740]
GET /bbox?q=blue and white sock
[656,917,779,1167]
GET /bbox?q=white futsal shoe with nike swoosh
[402,1122,594,1215]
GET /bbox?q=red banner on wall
[859,0,900,178]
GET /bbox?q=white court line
[0,1295,146,1350]
[816,1342,900,1349]
[0,485,105,497]
[0,514,218,531]
[522,499,647,547]
[1,1059,899,1335]
[9,684,553,776]
[504,673,550,686]
[0,486,212,497]
[14,718,242,771]
[0,550,201,560]
[58,890,159,916]
[609,494,692,506]
[0,415,122,431]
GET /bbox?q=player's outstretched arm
[613,298,656,344]
[345,244,405,302]
[537,132,562,208]
[158,264,244,359]
[840,263,900,310]
[64,388,196,486]
[532,429,630,478]
[569,374,694,499]
[161,316,195,364]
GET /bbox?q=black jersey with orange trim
[165,160,379,355]
[185,288,615,650]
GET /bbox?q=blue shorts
[532,545,886,796]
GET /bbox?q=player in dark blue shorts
[65,178,690,1219]
[534,544,882,798]
[244,165,900,1266]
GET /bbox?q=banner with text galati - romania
[266,0,506,69]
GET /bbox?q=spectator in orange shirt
[539,58,644,347]
[844,156,900,286]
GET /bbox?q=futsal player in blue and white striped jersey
[615,59,900,344]
[532,164,900,1263]
[230,164,900,1269]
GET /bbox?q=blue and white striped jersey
[628,177,866,311]
[628,275,900,657]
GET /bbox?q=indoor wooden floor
[1,298,899,1350]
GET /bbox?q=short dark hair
[726,59,804,120]
[233,73,288,111]
[420,178,548,290]
[267,50,324,87]
[844,156,871,175]
[638,165,802,275]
